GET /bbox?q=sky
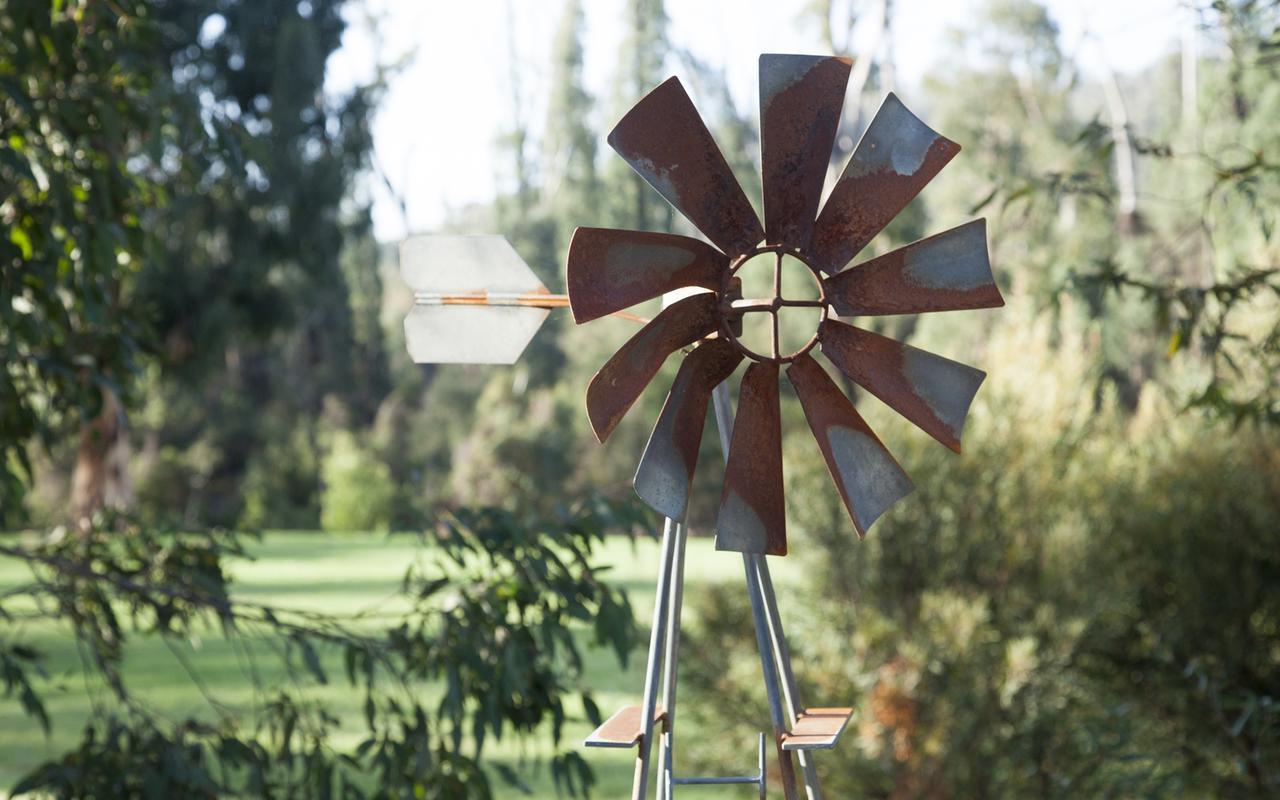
[327,0,1193,242]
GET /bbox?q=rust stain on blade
[634,338,742,520]
[809,93,959,274]
[826,219,1004,317]
[608,77,764,259]
[715,363,787,556]
[818,320,985,453]
[786,354,913,538]
[759,54,851,251]
[566,227,728,324]
[586,292,719,443]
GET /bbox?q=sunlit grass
[0,531,797,798]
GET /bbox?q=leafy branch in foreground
[0,496,643,799]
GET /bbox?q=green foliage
[238,421,323,531]
[125,0,386,526]
[1,1,159,516]
[685,306,1280,796]
[0,497,640,798]
[320,431,395,533]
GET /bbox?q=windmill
[402,53,1002,800]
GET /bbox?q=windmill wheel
[567,54,1004,556]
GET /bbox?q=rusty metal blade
[809,93,960,274]
[634,338,743,520]
[715,363,786,556]
[824,218,1003,318]
[819,320,984,453]
[566,227,728,324]
[608,77,764,258]
[826,219,1003,317]
[759,54,851,251]
[585,292,719,443]
[786,354,913,537]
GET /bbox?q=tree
[542,0,601,251]
[123,0,386,528]
[607,0,671,232]
[1,1,175,527]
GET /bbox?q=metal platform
[781,707,854,751]
[585,705,666,749]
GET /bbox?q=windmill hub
[719,245,829,364]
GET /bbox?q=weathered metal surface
[583,704,666,749]
[608,77,764,259]
[567,227,728,324]
[780,708,855,751]
[718,245,829,364]
[759,54,852,251]
[826,219,1003,317]
[818,320,985,453]
[400,234,547,294]
[809,93,960,274]
[786,354,913,537]
[586,292,719,443]
[716,363,787,556]
[634,338,742,520]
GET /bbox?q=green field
[0,532,797,798]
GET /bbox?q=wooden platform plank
[780,707,853,751]
[583,705,666,748]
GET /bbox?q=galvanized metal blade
[634,338,743,520]
[400,234,548,294]
[566,227,728,324]
[818,320,984,453]
[826,219,1003,317]
[404,305,549,365]
[809,93,960,274]
[716,362,787,556]
[585,292,720,443]
[759,54,851,251]
[608,76,764,259]
[786,354,913,538]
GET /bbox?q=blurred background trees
[2,0,1278,796]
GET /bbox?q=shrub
[320,431,396,533]
[682,302,1280,797]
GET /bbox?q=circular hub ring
[716,245,828,364]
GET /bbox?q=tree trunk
[70,387,132,526]
[1098,58,1142,233]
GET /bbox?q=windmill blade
[759,54,851,251]
[634,338,742,520]
[585,292,719,443]
[787,354,913,537]
[826,219,1003,317]
[809,93,960,274]
[400,235,551,364]
[819,320,985,453]
[566,227,728,324]
[608,77,764,259]
[716,362,787,556]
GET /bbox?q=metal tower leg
[656,520,688,799]
[633,517,677,800]
[757,557,823,799]
[745,552,800,800]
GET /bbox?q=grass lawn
[0,531,799,798]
